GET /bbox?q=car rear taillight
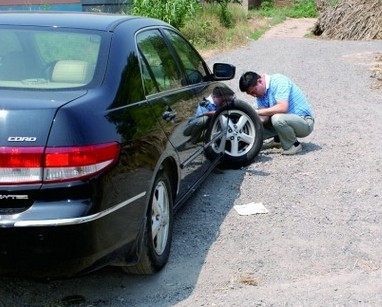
[0,142,120,184]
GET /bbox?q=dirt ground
[259,17,317,39]
[1,19,381,307]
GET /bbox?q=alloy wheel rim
[151,180,170,255]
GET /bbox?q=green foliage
[220,4,234,28]
[286,0,317,18]
[260,0,274,11]
[228,2,248,24]
[181,9,226,46]
[181,3,249,51]
[255,0,317,18]
[216,0,234,28]
[206,0,243,28]
[132,0,200,29]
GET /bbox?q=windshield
[0,27,102,89]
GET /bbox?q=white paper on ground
[234,202,268,215]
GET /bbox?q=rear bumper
[0,192,147,278]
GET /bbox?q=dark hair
[212,86,235,97]
[239,71,261,92]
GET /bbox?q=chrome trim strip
[8,192,146,227]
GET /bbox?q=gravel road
[1,22,382,307]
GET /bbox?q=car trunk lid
[0,89,87,147]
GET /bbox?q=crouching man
[239,71,314,155]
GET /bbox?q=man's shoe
[282,143,302,155]
[262,139,282,150]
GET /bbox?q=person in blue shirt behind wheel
[184,86,235,146]
[239,71,314,155]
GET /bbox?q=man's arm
[257,100,289,117]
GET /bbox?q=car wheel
[205,99,263,168]
[123,170,173,274]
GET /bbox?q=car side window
[137,30,182,94]
[164,29,209,85]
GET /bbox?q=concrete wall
[82,0,132,13]
[0,0,132,12]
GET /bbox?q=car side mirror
[212,63,236,80]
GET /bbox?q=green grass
[250,27,269,41]
[255,0,317,18]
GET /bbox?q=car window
[138,51,159,95]
[35,31,100,66]
[137,29,182,94]
[0,28,101,89]
[164,29,209,85]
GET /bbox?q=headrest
[51,60,90,83]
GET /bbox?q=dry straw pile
[313,0,382,40]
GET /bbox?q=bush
[181,3,250,51]
[286,0,317,18]
[180,9,226,46]
[204,0,243,28]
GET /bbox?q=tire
[123,170,173,274]
[205,99,263,169]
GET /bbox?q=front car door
[136,28,219,205]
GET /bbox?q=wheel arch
[159,156,178,204]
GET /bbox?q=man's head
[211,86,235,107]
[239,71,266,98]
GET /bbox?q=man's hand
[259,114,270,123]
[204,111,216,116]
[257,100,289,116]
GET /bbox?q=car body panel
[0,12,235,277]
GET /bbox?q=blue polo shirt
[257,74,313,117]
[194,95,218,117]
[188,95,218,123]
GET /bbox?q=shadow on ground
[0,168,247,307]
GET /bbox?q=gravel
[1,29,381,307]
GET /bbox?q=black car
[0,12,263,278]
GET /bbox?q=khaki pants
[183,115,210,144]
[263,113,314,149]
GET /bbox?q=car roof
[0,11,168,32]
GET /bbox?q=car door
[161,28,228,170]
[136,28,216,204]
